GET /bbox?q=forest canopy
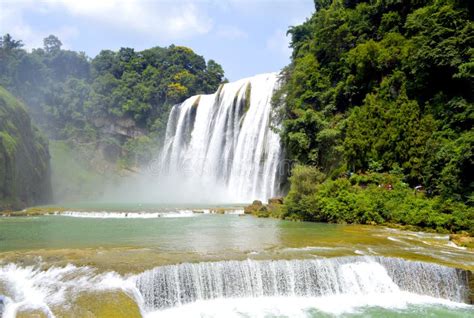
[274,0,473,232]
[0,34,225,141]
[277,0,473,203]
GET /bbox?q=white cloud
[266,28,291,57]
[0,0,213,48]
[216,25,247,39]
[0,0,80,49]
[45,0,213,38]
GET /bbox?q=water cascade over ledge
[135,257,471,312]
[0,257,472,317]
[157,73,283,203]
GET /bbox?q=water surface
[0,213,472,272]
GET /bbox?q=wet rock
[16,308,48,318]
[268,197,284,205]
[449,233,474,249]
[0,295,4,317]
[53,290,141,318]
[210,208,226,214]
[244,200,267,214]
[468,270,474,304]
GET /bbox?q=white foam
[0,257,470,317]
[55,209,243,219]
[145,293,471,318]
[56,210,198,219]
[0,263,138,318]
[387,236,406,244]
[446,241,467,250]
[281,246,343,252]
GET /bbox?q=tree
[0,34,23,50]
[205,60,224,91]
[43,35,62,54]
[278,0,473,204]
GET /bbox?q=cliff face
[0,86,52,210]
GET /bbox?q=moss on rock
[244,83,251,113]
[0,86,52,210]
[53,291,142,318]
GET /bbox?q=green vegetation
[274,0,473,233]
[0,86,52,210]
[281,166,473,234]
[0,33,225,202]
[0,33,225,164]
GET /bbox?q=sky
[0,0,315,81]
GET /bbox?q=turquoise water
[0,212,472,317]
[0,213,473,270]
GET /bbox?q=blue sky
[0,0,315,81]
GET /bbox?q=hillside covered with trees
[0,34,225,167]
[0,34,225,201]
[274,0,473,233]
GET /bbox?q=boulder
[244,200,266,214]
[268,197,284,205]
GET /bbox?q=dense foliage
[276,0,472,212]
[0,34,224,164]
[0,86,51,210]
[281,166,473,234]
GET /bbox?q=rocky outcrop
[468,270,474,304]
[244,200,267,215]
[0,86,52,210]
[93,116,146,139]
[244,197,284,217]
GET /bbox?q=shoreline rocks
[244,197,284,218]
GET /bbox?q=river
[0,208,472,317]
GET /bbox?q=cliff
[0,86,52,210]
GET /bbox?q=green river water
[0,208,472,317]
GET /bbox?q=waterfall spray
[158,73,283,203]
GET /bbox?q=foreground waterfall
[158,73,283,203]
[136,257,471,311]
[0,257,471,317]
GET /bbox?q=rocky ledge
[244,197,284,218]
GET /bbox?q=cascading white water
[135,257,470,312]
[0,257,471,317]
[158,73,283,203]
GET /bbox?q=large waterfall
[136,257,470,312]
[157,73,283,203]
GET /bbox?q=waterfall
[0,257,471,317]
[135,257,471,311]
[158,73,283,203]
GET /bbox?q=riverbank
[252,169,473,238]
[247,201,474,249]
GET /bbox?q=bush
[281,167,473,234]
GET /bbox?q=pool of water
[0,212,472,272]
[0,211,472,317]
